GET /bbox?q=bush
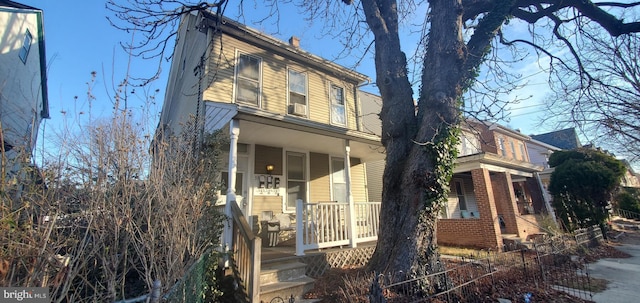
[615,187,640,214]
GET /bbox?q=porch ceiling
[236,118,385,162]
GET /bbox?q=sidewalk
[588,224,640,303]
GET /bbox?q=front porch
[437,153,550,249]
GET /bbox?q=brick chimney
[289,36,300,48]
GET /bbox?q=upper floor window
[519,143,528,161]
[19,29,32,64]
[510,141,516,159]
[498,137,506,156]
[330,85,345,125]
[458,131,480,156]
[235,53,261,106]
[288,69,307,116]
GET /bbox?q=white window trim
[498,137,506,156]
[329,83,346,126]
[19,29,32,64]
[233,50,262,107]
[453,178,468,211]
[284,150,309,213]
[329,156,347,203]
[287,68,308,115]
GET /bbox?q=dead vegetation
[305,240,629,303]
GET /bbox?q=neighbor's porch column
[344,140,357,248]
[223,119,240,256]
[471,168,503,249]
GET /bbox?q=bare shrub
[1,78,225,302]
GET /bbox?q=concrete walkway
[588,226,640,303]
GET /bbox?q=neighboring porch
[437,153,550,249]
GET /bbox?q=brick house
[436,120,548,249]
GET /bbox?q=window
[458,132,480,156]
[498,138,506,156]
[286,152,306,211]
[19,29,32,64]
[221,171,244,194]
[288,69,307,115]
[519,143,527,161]
[235,53,261,106]
[510,141,516,159]
[454,180,467,211]
[331,157,347,203]
[330,85,345,125]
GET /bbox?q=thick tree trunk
[364,0,465,281]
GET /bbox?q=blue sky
[22,0,553,156]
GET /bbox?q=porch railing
[295,200,380,255]
[230,201,261,302]
[354,202,381,242]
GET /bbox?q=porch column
[223,119,239,256]
[491,172,524,237]
[470,168,503,249]
[344,140,357,248]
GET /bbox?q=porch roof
[204,102,385,162]
[453,152,544,177]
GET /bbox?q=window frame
[519,143,527,161]
[287,68,308,116]
[285,151,307,213]
[330,84,346,126]
[498,137,506,156]
[234,52,262,106]
[18,29,32,64]
[453,179,468,211]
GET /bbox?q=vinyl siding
[251,195,284,217]
[350,157,367,202]
[309,152,331,203]
[202,33,360,130]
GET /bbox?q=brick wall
[437,218,489,248]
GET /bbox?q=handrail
[616,208,640,220]
[230,201,261,303]
[231,201,257,241]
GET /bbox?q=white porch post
[344,140,357,248]
[223,119,239,257]
[295,199,304,256]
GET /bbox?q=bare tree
[106,0,640,285]
[545,30,640,163]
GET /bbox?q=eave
[454,152,544,177]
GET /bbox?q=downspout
[534,172,557,224]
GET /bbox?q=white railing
[230,201,261,303]
[354,202,381,242]
[296,200,380,255]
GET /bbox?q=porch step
[260,259,307,285]
[260,258,315,302]
[501,234,534,250]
